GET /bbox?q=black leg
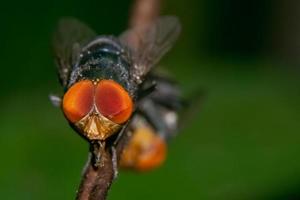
[138,80,157,101]
[138,99,170,139]
[90,141,106,167]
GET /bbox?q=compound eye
[62,80,94,123]
[120,127,167,171]
[95,80,133,124]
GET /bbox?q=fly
[120,75,183,171]
[50,16,181,168]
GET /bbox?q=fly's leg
[113,125,127,146]
[111,122,133,178]
[138,80,157,101]
[49,94,62,107]
[149,78,183,110]
[90,141,106,167]
[151,93,184,110]
[138,100,170,139]
[111,146,118,180]
[90,141,118,179]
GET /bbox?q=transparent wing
[119,16,181,83]
[53,18,97,87]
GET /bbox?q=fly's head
[62,79,133,141]
[120,123,167,171]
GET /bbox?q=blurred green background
[1,0,300,199]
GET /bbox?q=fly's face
[120,121,167,171]
[62,79,133,140]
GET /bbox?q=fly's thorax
[67,36,137,96]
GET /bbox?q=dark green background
[1,0,300,199]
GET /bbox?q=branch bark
[75,0,161,199]
[129,0,160,29]
[76,153,113,200]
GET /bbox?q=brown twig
[75,0,160,200]
[76,152,113,200]
[129,0,160,29]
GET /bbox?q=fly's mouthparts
[75,113,121,140]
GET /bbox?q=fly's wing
[119,16,181,84]
[53,18,97,88]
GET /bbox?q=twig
[75,0,160,199]
[76,153,113,200]
[129,0,160,29]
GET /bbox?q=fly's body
[51,16,181,167]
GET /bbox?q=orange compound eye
[95,80,133,124]
[62,80,94,123]
[120,127,167,171]
[137,136,166,171]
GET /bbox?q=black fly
[51,16,181,172]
